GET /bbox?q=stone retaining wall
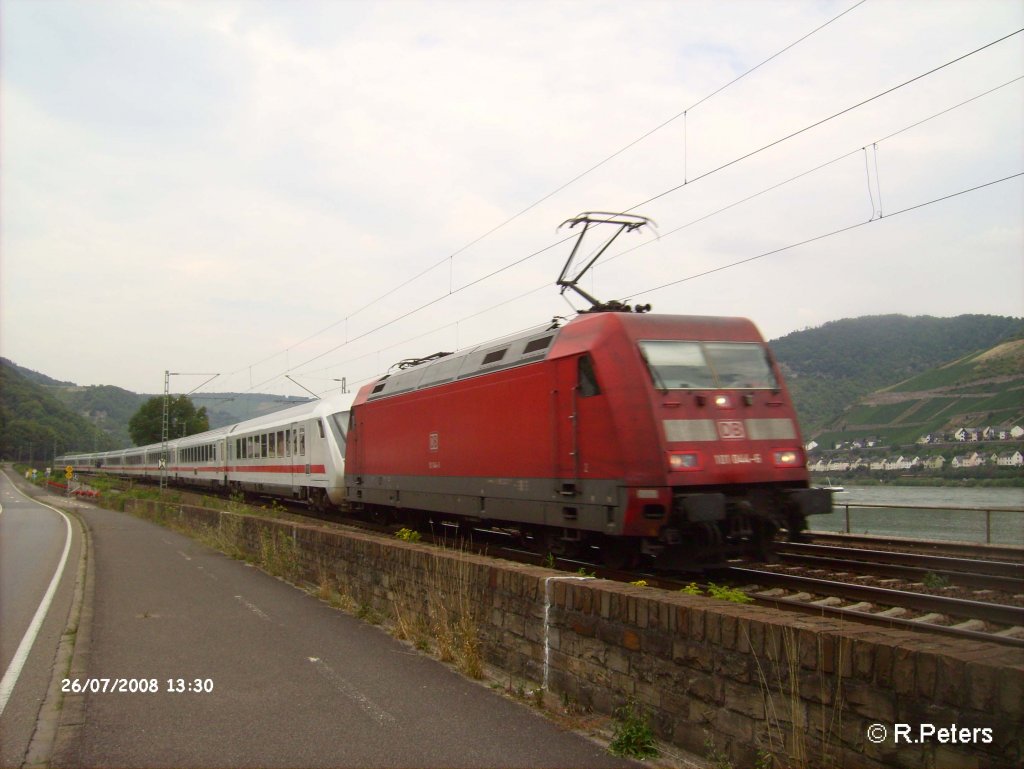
[119,499,1022,768]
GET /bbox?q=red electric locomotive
[345,311,830,568]
[345,213,830,568]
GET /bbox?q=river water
[809,485,1024,546]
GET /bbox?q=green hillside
[0,362,117,460]
[810,337,1024,449]
[1,359,315,453]
[770,314,1024,435]
[50,384,146,447]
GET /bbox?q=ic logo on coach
[717,421,746,440]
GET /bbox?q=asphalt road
[53,499,634,767]
[0,471,84,768]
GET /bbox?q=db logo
[717,421,746,440]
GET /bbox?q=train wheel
[601,538,640,570]
[367,506,392,525]
[309,489,328,513]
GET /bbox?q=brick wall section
[118,499,1023,768]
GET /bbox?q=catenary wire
[631,173,1023,298]
[241,33,1022,394]
[596,75,1023,267]
[222,0,869,385]
[253,70,1023,393]
[620,29,1023,214]
[305,76,1023,386]
[303,171,1023,393]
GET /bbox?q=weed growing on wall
[192,513,246,561]
[609,699,658,759]
[258,527,300,581]
[678,582,752,603]
[394,527,422,543]
[706,583,753,604]
[747,624,846,769]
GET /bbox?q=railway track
[806,531,1024,563]
[774,541,1024,593]
[710,565,1024,648]
[86,482,1024,647]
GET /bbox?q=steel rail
[807,532,1024,563]
[751,591,1024,649]
[719,566,1024,627]
[783,542,1023,577]
[775,543,1024,592]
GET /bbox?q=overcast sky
[2,0,1022,399]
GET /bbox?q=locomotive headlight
[772,449,803,467]
[714,395,733,408]
[668,451,702,471]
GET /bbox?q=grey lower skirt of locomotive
[646,483,832,570]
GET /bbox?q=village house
[994,450,1024,467]
[951,452,986,468]
[954,427,981,442]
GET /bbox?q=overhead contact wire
[632,173,1024,298]
[622,29,1023,214]
[228,1,868,387]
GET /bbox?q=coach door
[288,422,299,494]
[552,354,619,523]
[552,358,577,496]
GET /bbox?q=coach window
[285,429,291,457]
[299,427,306,456]
[269,433,276,457]
[578,355,601,397]
[277,431,285,457]
[261,433,268,458]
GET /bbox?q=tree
[128,396,209,446]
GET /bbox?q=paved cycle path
[56,504,633,768]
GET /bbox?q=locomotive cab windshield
[638,340,779,390]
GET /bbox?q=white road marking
[233,595,270,621]
[308,657,395,726]
[0,487,74,717]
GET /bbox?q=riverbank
[811,472,1024,488]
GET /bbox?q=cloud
[2,0,1022,396]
